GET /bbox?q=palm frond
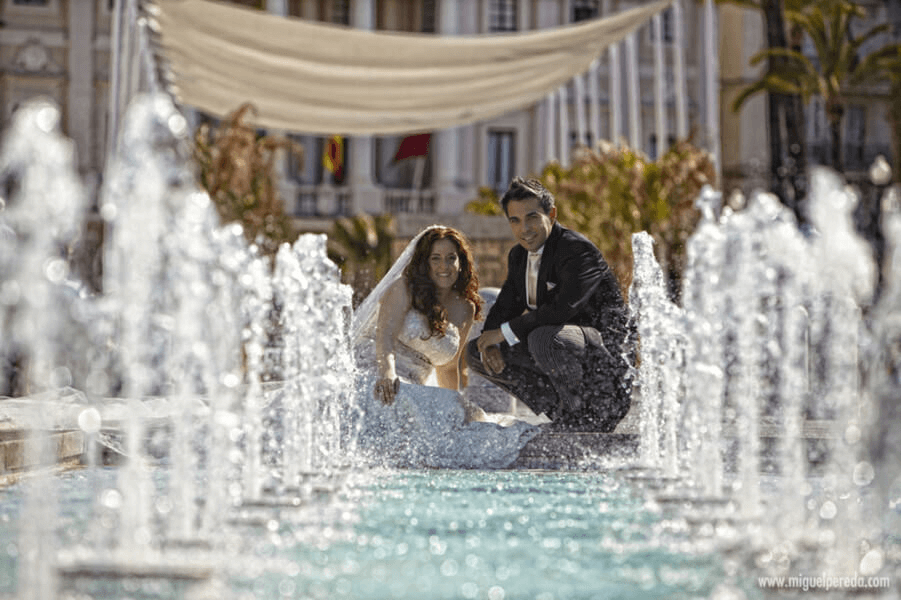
[732,73,805,112]
[749,46,817,76]
[850,43,901,85]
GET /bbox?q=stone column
[266,0,297,213]
[299,0,319,199]
[703,0,721,186]
[535,0,560,167]
[457,0,479,197]
[69,0,94,171]
[434,0,464,214]
[349,0,381,214]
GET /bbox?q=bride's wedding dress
[348,229,541,469]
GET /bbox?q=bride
[350,226,540,468]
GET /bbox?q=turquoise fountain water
[0,94,899,599]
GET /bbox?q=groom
[466,176,632,432]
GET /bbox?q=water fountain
[0,90,899,599]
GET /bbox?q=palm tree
[327,213,396,307]
[733,0,901,172]
[719,0,809,222]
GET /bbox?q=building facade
[718,0,899,194]
[7,0,894,232]
[0,0,714,226]
[0,0,115,202]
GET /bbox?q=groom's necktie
[526,250,541,309]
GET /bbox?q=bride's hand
[375,376,400,405]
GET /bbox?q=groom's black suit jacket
[484,222,629,349]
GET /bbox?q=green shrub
[193,103,302,257]
[540,140,715,300]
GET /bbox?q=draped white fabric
[152,0,672,135]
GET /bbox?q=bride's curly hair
[404,227,482,337]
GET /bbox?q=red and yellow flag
[323,135,344,177]
[393,133,431,161]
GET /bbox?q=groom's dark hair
[500,176,555,215]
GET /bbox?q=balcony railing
[293,184,352,217]
[384,189,436,214]
[806,142,893,172]
[290,185,437,216]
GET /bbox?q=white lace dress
[352,310,540,469]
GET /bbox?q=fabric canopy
[151,0,673,136]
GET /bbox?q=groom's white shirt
[500,244,544,346]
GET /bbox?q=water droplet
[278,579,296,596]
[77,407,102,434]
[845,424,861,444]
[44,258,68,283]
[853,462,875,486]
[869,155,892,186]
[155,497,172,515]
[859,548,884,576]
[168,114,188,137]
[35,105,59,133]
[101,488,122,510]
[223,373,240,388]
[819,500,837,519]
[100,202,117,222]
[440,559,459,576]
[488,586,505,600]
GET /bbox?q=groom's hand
[476,329,506,374]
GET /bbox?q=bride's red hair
[404,227,482,337]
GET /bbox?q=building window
[572,0,599,22]
[487,130,515,193]
[570,131,595,152]
[330,0,350,25]
[489,0,517,32]
[844,104,866,170]
[647,7,674,44]
[807,98,829,164]
[647,133,676,160]
[421,0,436,33]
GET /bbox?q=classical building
[0,0,115,202]
[718,0,899,193]
[3,0,894,234]
[0,0,714,224]
[257,0,714,229]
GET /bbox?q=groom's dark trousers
[465,223,632,432]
